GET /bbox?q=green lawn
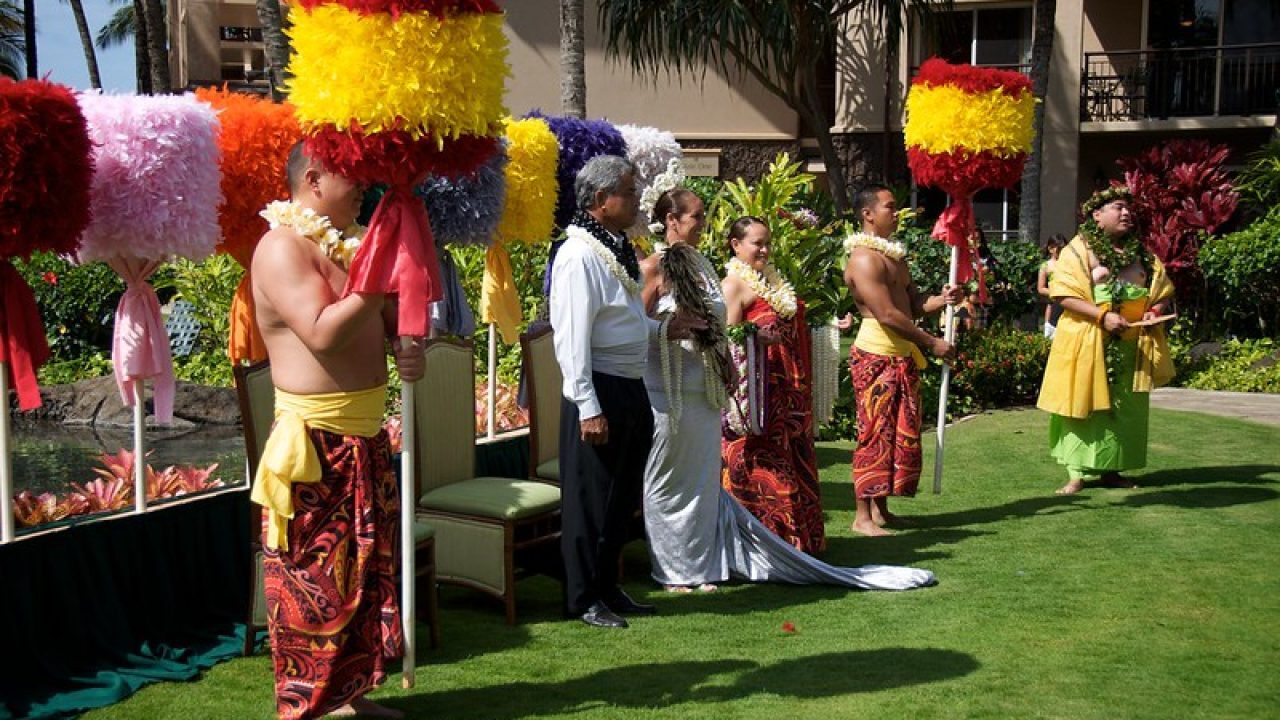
[85,408,1280,720]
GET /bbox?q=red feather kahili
[305,128,500,187]
[0,78,93,259]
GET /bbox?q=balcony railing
[1082,43,1280,122]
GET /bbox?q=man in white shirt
[550,155,702,628]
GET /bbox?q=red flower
[42,271,57,285]
[781,621,797,634]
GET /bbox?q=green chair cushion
[413,519,436,544]
[535,458,559,482]
[420,477,560,520]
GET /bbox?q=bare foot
[851,519,893,537]
[696,583,718,593]
[663,584,693,594]
[1100,472,1138,489]
[327,698,404,719]
[874,511,916,528]
[1055,479,1085,495]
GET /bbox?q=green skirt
[1049,338,1149,479]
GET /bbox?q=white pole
[1,363,13,543]
[486,323,497,440]
[933,244,961,495]
[133,381,148,513]
[399,337,417,689]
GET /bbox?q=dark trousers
[559,372,654,615]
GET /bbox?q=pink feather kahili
[76,93,223,262]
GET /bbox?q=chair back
[414,338,477,497]
[233,361,275,478]
[520,326,561,471]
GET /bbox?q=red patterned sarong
[722,298,826,554]
[850,346,922,498]
[262,428,401,720]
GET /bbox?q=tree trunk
[132,0,152,94]
[22,0,34,78]
[1019,0,1056,244]
[142,0,170,92]
[882,41,896,180]
[256,0,290,101]
[559,0,585,118]
[66,0,102,89]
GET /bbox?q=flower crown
[641,157,687,233]
[1081,185,1133,215]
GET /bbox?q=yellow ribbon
[251,385,387,550]
[854,318,927,370]
[480,243,523,344]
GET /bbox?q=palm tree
[96,0,154,93]
[62,0,101,89]
[255,0,290,101]
[0,0,23,79]
[142,0,169,91]
[1018,0,1056,244]
[560,0,586,118]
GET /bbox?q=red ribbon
[930,195,990,304]
[343,186,442,338]
[0,261,51,410]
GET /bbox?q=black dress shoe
[581,603,628,628]
[603,588,656,615]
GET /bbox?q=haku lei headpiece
[726,256,797,319]
[642,157,687,235]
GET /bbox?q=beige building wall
[499,0,795,140]
[170,0,263,88]
[1041,0,1086,239]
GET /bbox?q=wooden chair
[520,325,562,485]
[233,361,439,654]
[413,338,562,624]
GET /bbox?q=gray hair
[574,155,635,211]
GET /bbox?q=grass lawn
[84,408,1280,720]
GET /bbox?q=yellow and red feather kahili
[283,0,509,336]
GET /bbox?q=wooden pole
[134,382,148,512]
[0,363,13,543]
[932,244,960,494]
[399,337,417,689]
[486,323,497,440]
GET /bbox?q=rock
[1188,341,1223,363]
[1250,350,1279,371]
[9,374,240,427]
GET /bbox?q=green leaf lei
[1079,218,1147,392]
[725,322,758,344]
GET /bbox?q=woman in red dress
[720,216,825,554]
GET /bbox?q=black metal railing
[1082,43,1280,122]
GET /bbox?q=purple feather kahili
[76,93,222,263]
[523,110,628,230]
[418,143,509,247]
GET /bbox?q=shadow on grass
[816,444,851,471]
[823,526,991,567]
[1121,484,1280,510]
[1133,465,1280,488]
[905,494,1091,530]
[386,649,977,718]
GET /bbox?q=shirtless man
[251,142,419,719]
[843,185,961,537]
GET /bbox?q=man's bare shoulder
[252,227,317,274]
[847,247,891,280]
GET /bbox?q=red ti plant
[1117,140,1238,297]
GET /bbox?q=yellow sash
[854,318,927,370]
[251,385,387,550]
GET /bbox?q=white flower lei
[260,200,365,269]
[566,225,640,295]
[843,231,907,261]
[725,256,797,319]
[639,157,686,228]
[810,320,841,427]
[658,317,683,432]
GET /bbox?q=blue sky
[36,0,136,92]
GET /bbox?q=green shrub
[157,255,244,354]
[14,253,123,360]
[1198,207,1280,338]
[1180,338,1280,393]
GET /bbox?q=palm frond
[0,0,23,79]
[95,3,135,50]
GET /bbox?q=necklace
[843,231,907,261]
[260,200,365,270]
[725,256,797,319]
[566,225,641,295]
[1080,218,1146,300]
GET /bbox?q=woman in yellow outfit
[1036,186,1175,495]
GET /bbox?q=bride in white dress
[639,188,935,593]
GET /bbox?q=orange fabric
[228,272,267,365]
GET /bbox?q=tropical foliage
[0,0,22,79]
[1234,138,1280,214]
[1196,205,1280,338]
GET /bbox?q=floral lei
[260,200,365,270]
[843,231,907,261]
[725,256,797,319]
[566,225,641,295]
[1078,217,1147,393]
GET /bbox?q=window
[915,4,1033,71]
